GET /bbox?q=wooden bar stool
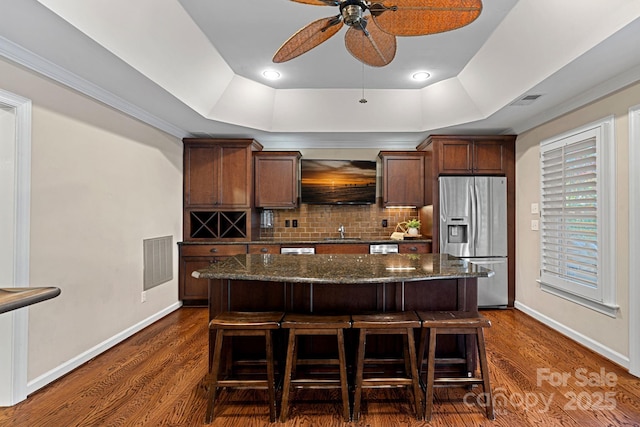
[417,310,494,421]
[205,311,284,424]
[279,313,352,422]
[351,311,422,420]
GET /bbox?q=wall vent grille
[143,236,173,290]
[510,94,542,106]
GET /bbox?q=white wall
[0,57,183,387]
[515,81,636,366]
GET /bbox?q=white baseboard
[514,301,630,369]
[26,302,182,395]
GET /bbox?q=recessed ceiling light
[412,71,431,82]
[262,70,281,80]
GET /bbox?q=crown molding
[0,35,188,139]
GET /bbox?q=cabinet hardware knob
[410,247,417,251]
[210,248,218,253]
[261,248,268,253]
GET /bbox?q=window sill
[537,280,619,318]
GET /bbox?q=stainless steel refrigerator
[439,176,508,308]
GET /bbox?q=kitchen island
[192,252,492,316]
[194,253,492,374]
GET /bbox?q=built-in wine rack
[188,210,248,239]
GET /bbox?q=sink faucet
[338,224,345,239]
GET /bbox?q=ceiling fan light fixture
[340,1,368,26]
[412,71,431,81]
[262,69,281,80]
[275,0,482,66]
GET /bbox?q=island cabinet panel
[207,277,476,369]
[378,151,425,207]
[198,254,488,375]
[254,151,301,208]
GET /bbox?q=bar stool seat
[351,311,422,420]
[417,310,494,421]
[205,311,284,423]
[279,313,352,422]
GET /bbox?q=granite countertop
[192,253,492,284]
[0,287,61,314]
[179,238,432,246]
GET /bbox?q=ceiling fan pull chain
[359,44,367,104]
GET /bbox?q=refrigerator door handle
[471,180,479,254]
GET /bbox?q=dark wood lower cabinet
[179,244,247,305]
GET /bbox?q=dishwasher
[280,247,315,255]
[369,244,399,254]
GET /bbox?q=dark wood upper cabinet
[429,136,510,175]
[378,151,425,207]
[438,139,473,174]
[254,151,301,209]
[184,138,262,208]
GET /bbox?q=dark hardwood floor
[1,307,639,426]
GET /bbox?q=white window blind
[538,117,617,315]
[541,134,599,298]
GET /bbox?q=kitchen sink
[323,238,362,241]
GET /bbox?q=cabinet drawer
[248,244,281,254]
[180,244,247,257]
[315,243,369,254]
[398,243,430,253]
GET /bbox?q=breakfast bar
[192,253,492,316]
[193,253,492,370]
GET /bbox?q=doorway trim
[0,88,31,405]
[629,105,640,377]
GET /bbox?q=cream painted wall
[515,81,637,361]
[0,58,183,382]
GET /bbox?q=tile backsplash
[259,202,418,240]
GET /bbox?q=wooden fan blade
[371,0,482,36]
[290,0,339,6]
[273,16,344,63]
[344,19,396,67]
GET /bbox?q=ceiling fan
[273,0,483,67]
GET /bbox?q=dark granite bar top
[192,253,492,284]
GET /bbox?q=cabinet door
[180,257,214,304]
[183,139,258,209]
[438,140,473,174]
[379,152,425,207]
[473,140,507,174]
[184,145,219,207]
[179,244,247,303]
[254,152,300,208]
[218,144,253,208]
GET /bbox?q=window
[539,117,618,316]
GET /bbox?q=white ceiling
[2,0,640,149]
